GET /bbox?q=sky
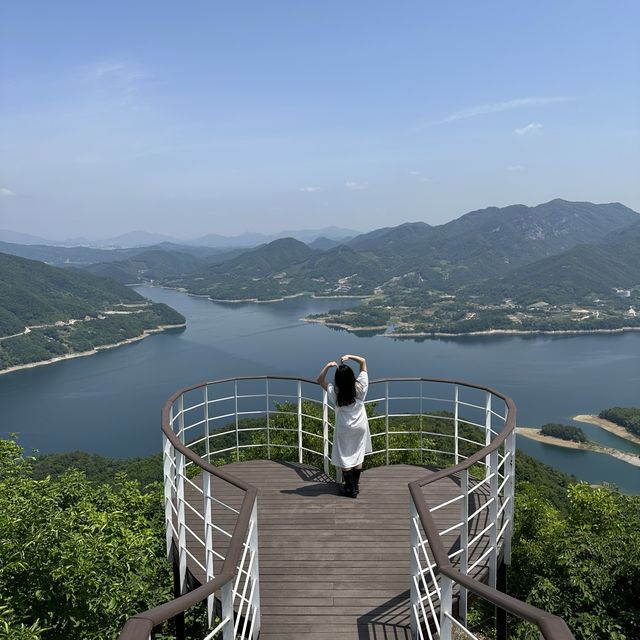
[1,1,639,240]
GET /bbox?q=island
[516,424,640,468]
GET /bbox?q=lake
[1,285,639,493]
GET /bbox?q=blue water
[0,286,638,493]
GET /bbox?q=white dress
[329,371,373,468]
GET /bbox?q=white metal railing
[121,375,572,640]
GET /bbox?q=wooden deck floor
[183,460,495,639]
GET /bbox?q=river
[1,285,638,493]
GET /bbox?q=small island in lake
[516,423,640,468]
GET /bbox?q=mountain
[0,230,55,245]
[348,222,433,252]
[0,240,231,267]
[206,237,315,278]
[308,236,347,250]
[479,219,640,304]
[0,241,136,266]
[99,231,178,248]
[342,200,639,289]
[83,250,205,284]
[189,227,358,248]
[0,252,185,371]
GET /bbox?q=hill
[166,239,385,300]
[478,219,640,305]
[84,249,206,284]
[0,252,185,371]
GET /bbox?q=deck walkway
[184,460,495,639]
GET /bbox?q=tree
[509,482,640,639]
[0,437,172,640]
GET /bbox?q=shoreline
[573,414,640,446]
[0,323,186,377]
[302,316,640,337]
[515,427,640,467]
[301,317,388,331]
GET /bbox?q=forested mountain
[84,249,206,284]
[0,252,185,371]
[477,219,640,305]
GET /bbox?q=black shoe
[353,468,362,495]
[342,469,357,498]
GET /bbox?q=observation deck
[119,377,574,640]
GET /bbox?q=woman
[317,354,372,498]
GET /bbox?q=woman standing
[317,354,372,498]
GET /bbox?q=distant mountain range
[0,226,358,249]
[2,199,639,335]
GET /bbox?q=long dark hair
[334,364,357,406]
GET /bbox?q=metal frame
[118,375,574,640]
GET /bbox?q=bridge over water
[118,376,574,640]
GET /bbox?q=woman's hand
[340,354,351,363]
[327,360,338,368]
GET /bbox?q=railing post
[266,379,271,461]
[163,429,174,559]
[504,429,516,566]
[203,471,215,625]
[459,468,469,626]
[409,498,419,639]
[454,384,460,465]
[250,500,261,639]
[439,575,453,640]
[297,380,303,464]
[489,447,499,589]
[419,381,423,465]
[235,380,240,462]
[385,381,390,466]
[322,389,329,475]
[204,385,210,463]
[176,447,187,593]
[221,580,234,640]
[485,391,492,477]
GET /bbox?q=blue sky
[1,1,638,239]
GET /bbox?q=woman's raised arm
[316,361,337,390]
[340,354,367,373]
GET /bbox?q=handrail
[118,374,574,640]
[407,387,574,639]
[118,396,259,640]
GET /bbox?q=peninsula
[0,252,186,373]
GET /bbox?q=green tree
[509,482,640,639]
[0,437,172,640]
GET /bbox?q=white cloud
[0,188,16,196]
[345,181,368,190]
[299,186,321,193]
[507,165,525,172]
[408,170,420,176]
[442,97,571,123]
[87,60,146,83]
[514,122,543,136]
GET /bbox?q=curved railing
[118,376,574,640]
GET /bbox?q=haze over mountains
[0,226,359,250]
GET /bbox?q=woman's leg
[342,467,356,497]
[353,464,363,495]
